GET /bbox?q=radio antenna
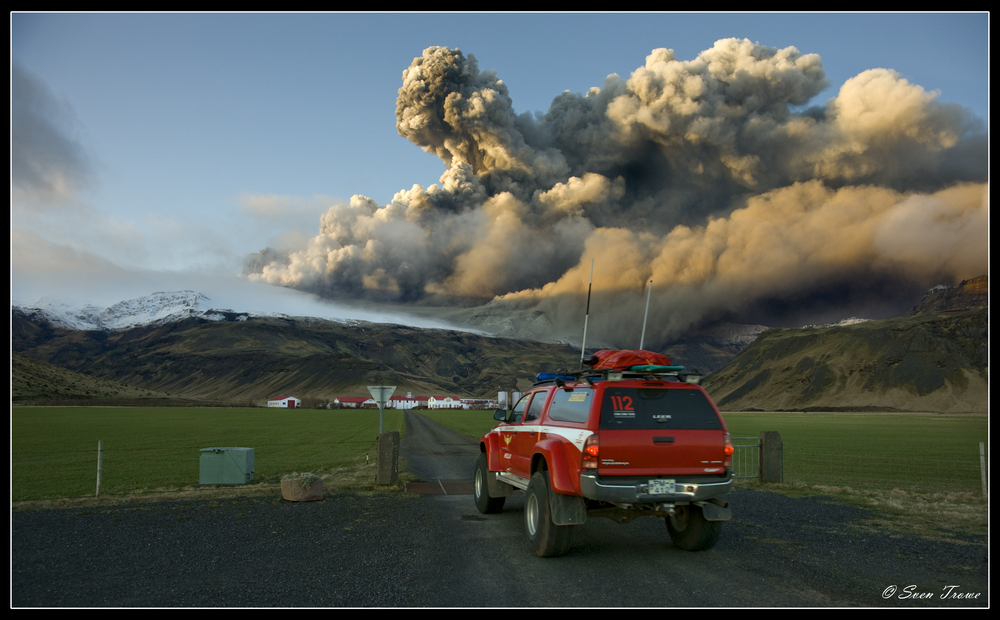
[639,279,652,350]
[579,259,594,369]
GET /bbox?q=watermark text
[882,585,981,601]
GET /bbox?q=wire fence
[731,437,760,478]
[782,445,987,494]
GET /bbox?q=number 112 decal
[610,396,634,411]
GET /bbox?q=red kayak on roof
[587,349,672,369]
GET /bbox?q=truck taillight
[582,435,599,470]
[723,432,734,469]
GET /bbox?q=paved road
[401,409,481,483]
[12,412,989,607]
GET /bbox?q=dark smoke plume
[245,40,987,344]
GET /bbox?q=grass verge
[736,478,988,543]
[12,453,422,511]
[12,406,410,504]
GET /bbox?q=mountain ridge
[11,312,581,404]
[12,276,987,411]
[12,289,765,374]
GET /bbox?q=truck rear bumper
[579,472,733,505]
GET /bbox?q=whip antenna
[639,279,652,350]
[579,259,594,369]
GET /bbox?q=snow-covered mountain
[12,290,774,354]
[12,291,255,332]
[800,317,872,329]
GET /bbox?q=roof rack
[535,365,704,386]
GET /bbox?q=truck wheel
[473,453,505,514]
[666,504,722,551]
[525,471,573,557]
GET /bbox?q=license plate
[648,479,675,494]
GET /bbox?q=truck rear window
[599,387,722,430]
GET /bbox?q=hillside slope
[12,313,581,405]
[703,308,988,412]
[12,352,185,405]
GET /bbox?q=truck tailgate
[597,428,727,476]
[597,386,727,476]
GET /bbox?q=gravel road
[12,412,988,607]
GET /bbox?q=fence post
[96,440,103,497]
[759,431,783,483]
[376,431,399,484]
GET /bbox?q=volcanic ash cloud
[245,40,987,342]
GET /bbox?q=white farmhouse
[388,395,430,409]
[268,396,302,408]
[428,395,463,409]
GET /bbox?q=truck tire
[525,470,573,557]
[666,504,722,551]
[473,453,505,514]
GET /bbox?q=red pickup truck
[475,352,734,557]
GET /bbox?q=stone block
[281,473,324,501]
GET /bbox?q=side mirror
[494,409,508,421]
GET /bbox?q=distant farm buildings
[327,394,498,410]
[268,396,302,408]
[332,397,368,408]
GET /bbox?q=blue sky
[10,12,989,324]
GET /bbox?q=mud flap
[486,472,515,497]
[696,499,732,521]
[550,492,587,525]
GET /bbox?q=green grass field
[425,409,989,494]
[11,407,988,502]
[723,412,988,493]
[12,407,404,501]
